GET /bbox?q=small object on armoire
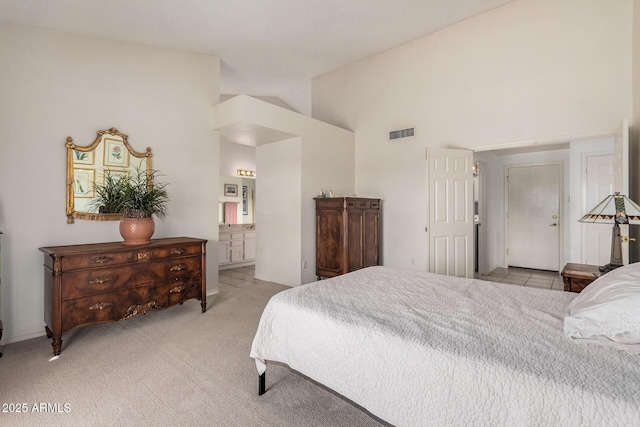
[318,188,327,198]
[328,190,334,197]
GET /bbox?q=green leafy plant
[89,165,169,219]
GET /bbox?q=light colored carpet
[0,267,388,426]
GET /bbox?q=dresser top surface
[39,237,207,256]
[314,197,380,201]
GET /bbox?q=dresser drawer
[61,289,137,332]
[347,200,371,210]
[51,242,203,272]
[347,200,380,210]
[62,257,202,300]
[136,243,203,261]
[151,278,202,308]
[62,278,204,332]
[59,251,135,272]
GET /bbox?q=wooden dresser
[39,237,207,355]
[315,197,381,279]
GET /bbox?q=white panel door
[428,148,474,278]
[507,164,561,271]
[584,154,614,265]
[613,119,630,264]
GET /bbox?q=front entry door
[507,164,561,271]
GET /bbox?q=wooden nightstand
[561,263,601,293]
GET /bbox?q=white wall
[312,0,633,272]
[219,140,256,177]
[255,137,302,286]
[0,24,220,344]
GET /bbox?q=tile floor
[218,265,262,289]
[220,265,565,292]
[479,267,564,291]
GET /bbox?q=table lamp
[578,192,640,273]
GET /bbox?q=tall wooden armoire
[315,197,381,279]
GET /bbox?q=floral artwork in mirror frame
[73,149,94,165]
[103,138,129,167]
[224,183,238,197]
[73,168,95,198]
[242,185,248,215]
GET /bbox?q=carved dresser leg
[51,336,62,356]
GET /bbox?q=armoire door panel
[363,210,379,267]
[315,198,381,279]
[347,210,364,272]
[316,210,344,272]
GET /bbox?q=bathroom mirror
[219,176,255,225]
[66,127,152,223]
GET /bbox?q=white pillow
[564,262,640,354]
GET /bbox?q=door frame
[474,157,488,275]
[504,161,564,271]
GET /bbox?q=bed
[250,266,640,426]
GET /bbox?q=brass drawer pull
[170,248,186,255]
[89,301,113,310]
[89,276,112,284]
[170,264,187,272]
[170,285,185,293]
[137,251,151,260]
[92,256,113,264]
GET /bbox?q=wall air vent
[389,128,415,140]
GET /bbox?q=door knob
[621,236,637,243]
[550,223,558,226]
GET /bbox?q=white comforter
[250,266,640,426]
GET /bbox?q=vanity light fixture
[237,169,255,177]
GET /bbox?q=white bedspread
[250,266,640,426]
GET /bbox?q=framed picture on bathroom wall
[224,183,238,197]
[242,185,248,214]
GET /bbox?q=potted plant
[90,165,169,245]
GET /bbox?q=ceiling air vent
[389,128,414,140]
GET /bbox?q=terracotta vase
[119,217,155,245]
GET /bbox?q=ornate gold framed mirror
[66,128,152,223]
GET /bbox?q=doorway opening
[505,163,562,272]
[219,140,257,271]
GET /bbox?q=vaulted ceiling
[0,0,514,113]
